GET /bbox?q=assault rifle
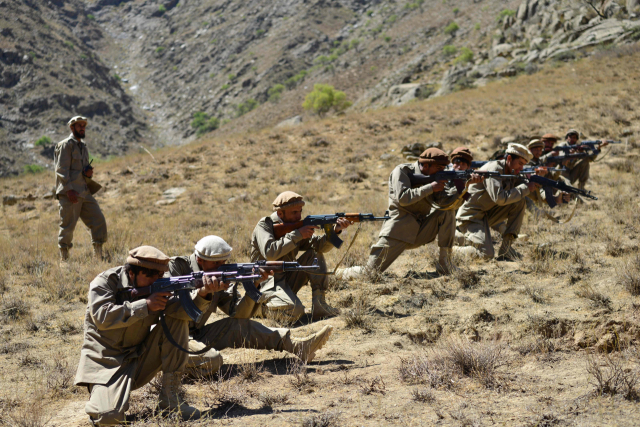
[542,152,595,165]
[471,160,488,169]
[273,213,390,249]
[409,170,514,187]
[520,167,567,175]
[519,174,598,202]
[217,259,321,276]
[553,140,621,153]
[122,270,263,323]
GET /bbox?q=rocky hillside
[1,0,639,176]
[0,0,148,177]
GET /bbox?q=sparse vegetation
[587,353,638,400]
[268,84,285,103]
[191,111,220,136]
[454,47,474,64]
[235,99,258,117]
[444,22,459,36]
[158,4,166,13]
[23,164,46,174]
[35,136,52,147]
[443,45,458,56]
[619,255,640,295]
[303,84,352,116]
[497,9,516,21]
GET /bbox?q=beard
[73,129,85,139]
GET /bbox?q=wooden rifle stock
[272,213,367,239]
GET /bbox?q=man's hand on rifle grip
[147,291,171,312]
[466,173,483,186]
[430,181,446,192]
[299,225,317,239]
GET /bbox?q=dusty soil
[1,46,640,426]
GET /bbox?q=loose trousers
[58,194,107,249]
[367,210,455,273]
[186,318,291,378]
[456,199,526,260]
[84,315,189,425]
[259,250,328,323]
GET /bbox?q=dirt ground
[2,45,640,426]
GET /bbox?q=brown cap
[565,129,579,138]
[126,246,170,271]
[527,139,544,149]
[272,191,305,211]
[450,147,473,163]
[418,147,449,166]
[505,143,533,162]
[541,133,559,141]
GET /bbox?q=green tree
[35,136,52,147]
[454,47,474,64]
[302,84,352,116]
[191,112,220,136]
[442,45,458,56]
[444,22,459,35]
[268,84,285,103]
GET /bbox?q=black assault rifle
[553,140,622,154]
[273,213,390,249]
[122,270,263,323]
[409,170,514,187]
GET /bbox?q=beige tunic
[378,161,456,244]
[54,133,91,199]
[250,211,334,282]
[456,160,530,224]
[74,266,210,386]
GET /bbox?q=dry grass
[586,353,639,400]
[575,284,612,311]
[301,410,341,427]
[1,41,640,426]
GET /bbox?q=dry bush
[411,388,436,403]
[575,284,612,310]
[522,284,548,304]
[2,393,51,427]
[441,338,506,388]
[429,279,457,300]
[205,369,250,412]
[397,352,455,389]
[526,244,556,274]
[586,353,638,400]
[618,255,640,296]
[0,296,30,322]
[45,359,77,398]
[605,235,624,257]
[527,315,571,339]
[257,391,290,407]
[237,354,265,383]
[341,292,373,331]
[359,376,386,395]
[515,338,557,356]
[301,410,341,427]
[57,318,81,335]
[454,269,481,290]
[287,357,315,391]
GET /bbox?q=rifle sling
[159,313,231,355]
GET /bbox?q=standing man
[250,191,351,324]
[75,246,211,424]
[170,235,333,378]
[454,144,540,260]
[366,148,475,275]
[54,116,107,261]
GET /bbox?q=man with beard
[54,116,107,261]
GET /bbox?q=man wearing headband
[455,143,542,260]
[250,191,351,323]
[75,246,216,424]
[366,147,481,275]
[169,235,333,378]
[54,116,107,262]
